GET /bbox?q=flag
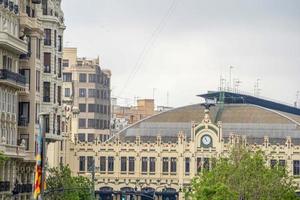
[34,123,43,199]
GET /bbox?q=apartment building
[60,47,111,166]
[0,0,34,199]
[0,0,65,199]
[39,0,65,168]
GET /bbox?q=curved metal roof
[116,103,300,143]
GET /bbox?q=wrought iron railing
[0,69,26,86]
[0,181,10,192]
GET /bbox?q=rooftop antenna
[233,79,242,93]
[296,91,300,108]
[228,66,234,91]
[254,78,261,96]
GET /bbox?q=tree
[186,146,299,200]
[45,165,94,200]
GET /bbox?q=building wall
[61,47,112,166]
[39,0,65,169]
[66,110,300,200]
[0,1,34,199]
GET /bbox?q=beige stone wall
[64,112,300,200]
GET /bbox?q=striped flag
[34,123,43,199]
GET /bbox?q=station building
[65,91,300,200]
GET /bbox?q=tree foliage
[45,165,94,200]
[186,146,299,200]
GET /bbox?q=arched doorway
[97,186,113,200]
[141,187,155,200]
[120,187,135,200]
[161,188,178,200]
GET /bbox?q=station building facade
[65,92,300,200]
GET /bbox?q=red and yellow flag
[34,123,43,199]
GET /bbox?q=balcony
[0,181,10,192]
[0,143,25,158]
[0,31,27,54]
[32,0,41,4]
[0,69,26,89]
[43,96,50,102]
[45,133,63,142]
[13,184,33,194]
[19,12,42,32]
[18,117,29,127]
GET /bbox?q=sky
[61,0,300,108]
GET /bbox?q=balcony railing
[18,117,29,126]
[0,181,10,192]
[44,65,51,73]
[0,69,26,86]
[43,96,50,102]
[13,184,33,194]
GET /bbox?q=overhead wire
[118,0,179,97]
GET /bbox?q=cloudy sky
[61,0,300,107]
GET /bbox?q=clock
[201,135,212,147]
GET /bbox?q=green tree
[45,165,94,200]
[186,146,299,200]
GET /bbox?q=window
[54,30,57,47]
[36,38,41,59]
[58,35,62,52]
[3,55,12,71]
[44,29,51,46]
[170,157,177,173]
[64,88,70,97]
[36,71,40,92]
[57,115,61,135]
[54,55,56,74]
[121,157,127,172]
[35,103,40,124]
[203,158,209,171]
[294,160,300,175]
[88,119,95,128]
[79,89,86,97]
[77,133,85,142]
[62,59,69,67]
[87,156,94,172]
[44,53,51,73]
[78,119,86,129]
[270,159,277,169]
[58,86,61,106]
[60,141,63,151]
[149,157,155,173]
[79,156,85,171]
[53,83,56,103]
[142,157,148,173]
[18,102,30,126]
[185,158,190,174]
[88,104,96,112]
[88,89,97,98]
[89,74,96,82]
[197,158,202,173]
[44,114,50,133]
[100,156,106,172]
[279,160,286,168]
[87,134,94,142]
[129,157,135,172]
[162,157,169,173]
[58,58,62,78]
[63,73,72,82]
[108,157,114,172]
[19,69,30,87]
[79,104,86,112]
[43,82,50,102]
[42,0,48,15]
[79,73,87,82]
